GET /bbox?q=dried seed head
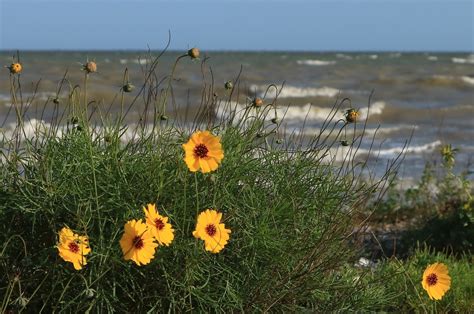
[8,63,22,74]
[160,115,169,121]
[224,81,233,90]
[53,97,60,105]
[83,61,97,73]
[123,82,135,93]
[340,140,350,146]
[271,117,279,124]
[345,108,359,123]
[276,138,283,144]
[188,48,200,59]
[252,97,264,107]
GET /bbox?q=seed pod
[8,63,22,74]
[276,138,283,144]
[340,140,350,146]
[160,115,169,121]
[224,81,233,90]
[188,48,200,59]
[271,117,279,124]
[83,61,97,73]
[252,97,264,107]
[53,97,60,104]
[345,108,359,123]
[85,288,95,299]
[123,82,135,93]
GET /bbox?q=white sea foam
[427,56,438,61]
[119,58,148,65]
[217,100,386,125]
[296,59,336,66]
[369,54,378,60]
[1,119,63,140]
[428,75,474,86]
[358,140,442,158]
[452,55,474,64]
[135,59,148,65]
[278,101,385,124]
[336,53,353,60]
[250,84,340,98]
[461,76,474,85]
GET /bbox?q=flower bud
[252,97,264,107]
[83,61,97,73]
[8,63,22,74]
[345,108,359,123]
[123,82,134,93]
[224,81,233,90]
[188,48,200,59]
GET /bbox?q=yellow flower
[422,262,451,300]
[143,203,175,246]
[119,219,158,266]
[8,63,22,74]
[193,209,231,253]
[57,227,91,270]
[182,131,224,173]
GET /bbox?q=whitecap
[134,59,148,65]
[217,100,385,125]
[358,140,442,157]
[427,56,438,61]
[336,53,353,60]
[296,59,336,66]
[461,76,474,85]
[452,55,474,64]
[250,84,340,98]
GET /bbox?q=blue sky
[1,0,472,51]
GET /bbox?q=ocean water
[1,51,473,181]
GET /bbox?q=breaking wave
[250,84,340,98]
[296,59,336,66]
[452,55,474,64]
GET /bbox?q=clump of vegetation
[366,142,473,258]
[374,246,473,312]
[0,48,471,311]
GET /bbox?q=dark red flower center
[155,218,165,230]
[68,242,80,253]
[426,273,438,286]
[133,236,144,249]
[205,224,217,236]
[194,144,209,158]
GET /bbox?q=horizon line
[1,48,472,54]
